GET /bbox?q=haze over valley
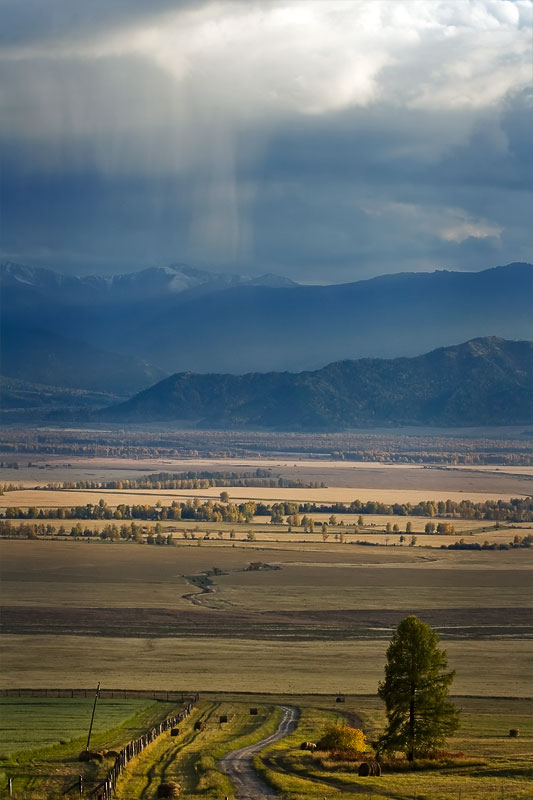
[1,260,532,427]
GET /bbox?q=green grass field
[3,695,529,800]
[0,697,156,756]
[255,696,533,800]
[115,700,280,799]
[0,698,183,798]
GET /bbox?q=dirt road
[219,705,299,799]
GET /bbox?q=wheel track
[219,705,299,800]
[117,702,218,798]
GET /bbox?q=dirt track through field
[219,705,298,799]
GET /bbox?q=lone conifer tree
[377,615,459,761]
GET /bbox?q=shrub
[317,724,368,754]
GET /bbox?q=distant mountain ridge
[1,260,532,394]
[0,261,298,305]
[99,337,533,430]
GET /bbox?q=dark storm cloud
[0,0,195,47]
[0,0,531,280]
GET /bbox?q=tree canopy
[377,615,459,761]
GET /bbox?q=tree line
[1,518,532,550]
[2,494,532,523]
[2,426,532,464]
[43,470,324,491]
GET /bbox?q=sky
[0,0,532,283]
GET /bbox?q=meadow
[0,697,183,798]
[1,484,527,509]
[0,690,533,800]
[255,696,533,800]
[0,697,169,757]
[0,454,531,798]
[3,694,530,800]
[1,539,531,696]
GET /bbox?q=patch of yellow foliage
[317,723,368,753]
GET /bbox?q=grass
[0,699,183,798]
[253,697,533,800]
[0,693,531,799]
[0,697,152,756]
[1,636,531,697]
[1,539,531,697]
[1,482,526,511]
[114,700,280,799]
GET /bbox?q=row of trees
[3,494,532,523]
[3,425,532,463]
[295,497,533,522]
[45,470,324,491]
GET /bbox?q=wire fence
[1,690,199,799]
[86,694,199,799]
[0,688,193,702]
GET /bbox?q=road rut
[219,705,299,799]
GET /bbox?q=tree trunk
[408,690,415,762]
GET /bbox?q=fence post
[7,778,12,797]
[78,775,83,796]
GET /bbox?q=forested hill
[99,337,533,430]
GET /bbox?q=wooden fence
[88,694,199,799]
[1,690,199,798]
[0,688,193,702]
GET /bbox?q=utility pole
[86,682,101,751]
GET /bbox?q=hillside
[0,376,119,423]
[0,326,166,395]
[99,337,533,430]
[1,262,532,382]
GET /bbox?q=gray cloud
[0,0,531,279]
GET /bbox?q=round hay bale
[78,749,103,762]
[157,782,180,798]
[104,749,120,759]
[170,728,180,736]
[358,762,371,776]
[509,728,520,737]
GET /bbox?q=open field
[1,450,531,797]
[0,697,183,798]
[1,693,530,800]
[1,539,531,609]
[3,513,529,550]
[115,700,278,800]
[1,635,531,697]
[1,483,529,509]
[1,539,531,697]
[0,697,161,756]
[3,457,533,495]
[256,697,533,800]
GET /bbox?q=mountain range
[1,261,532,395]
[99,338,533,430]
